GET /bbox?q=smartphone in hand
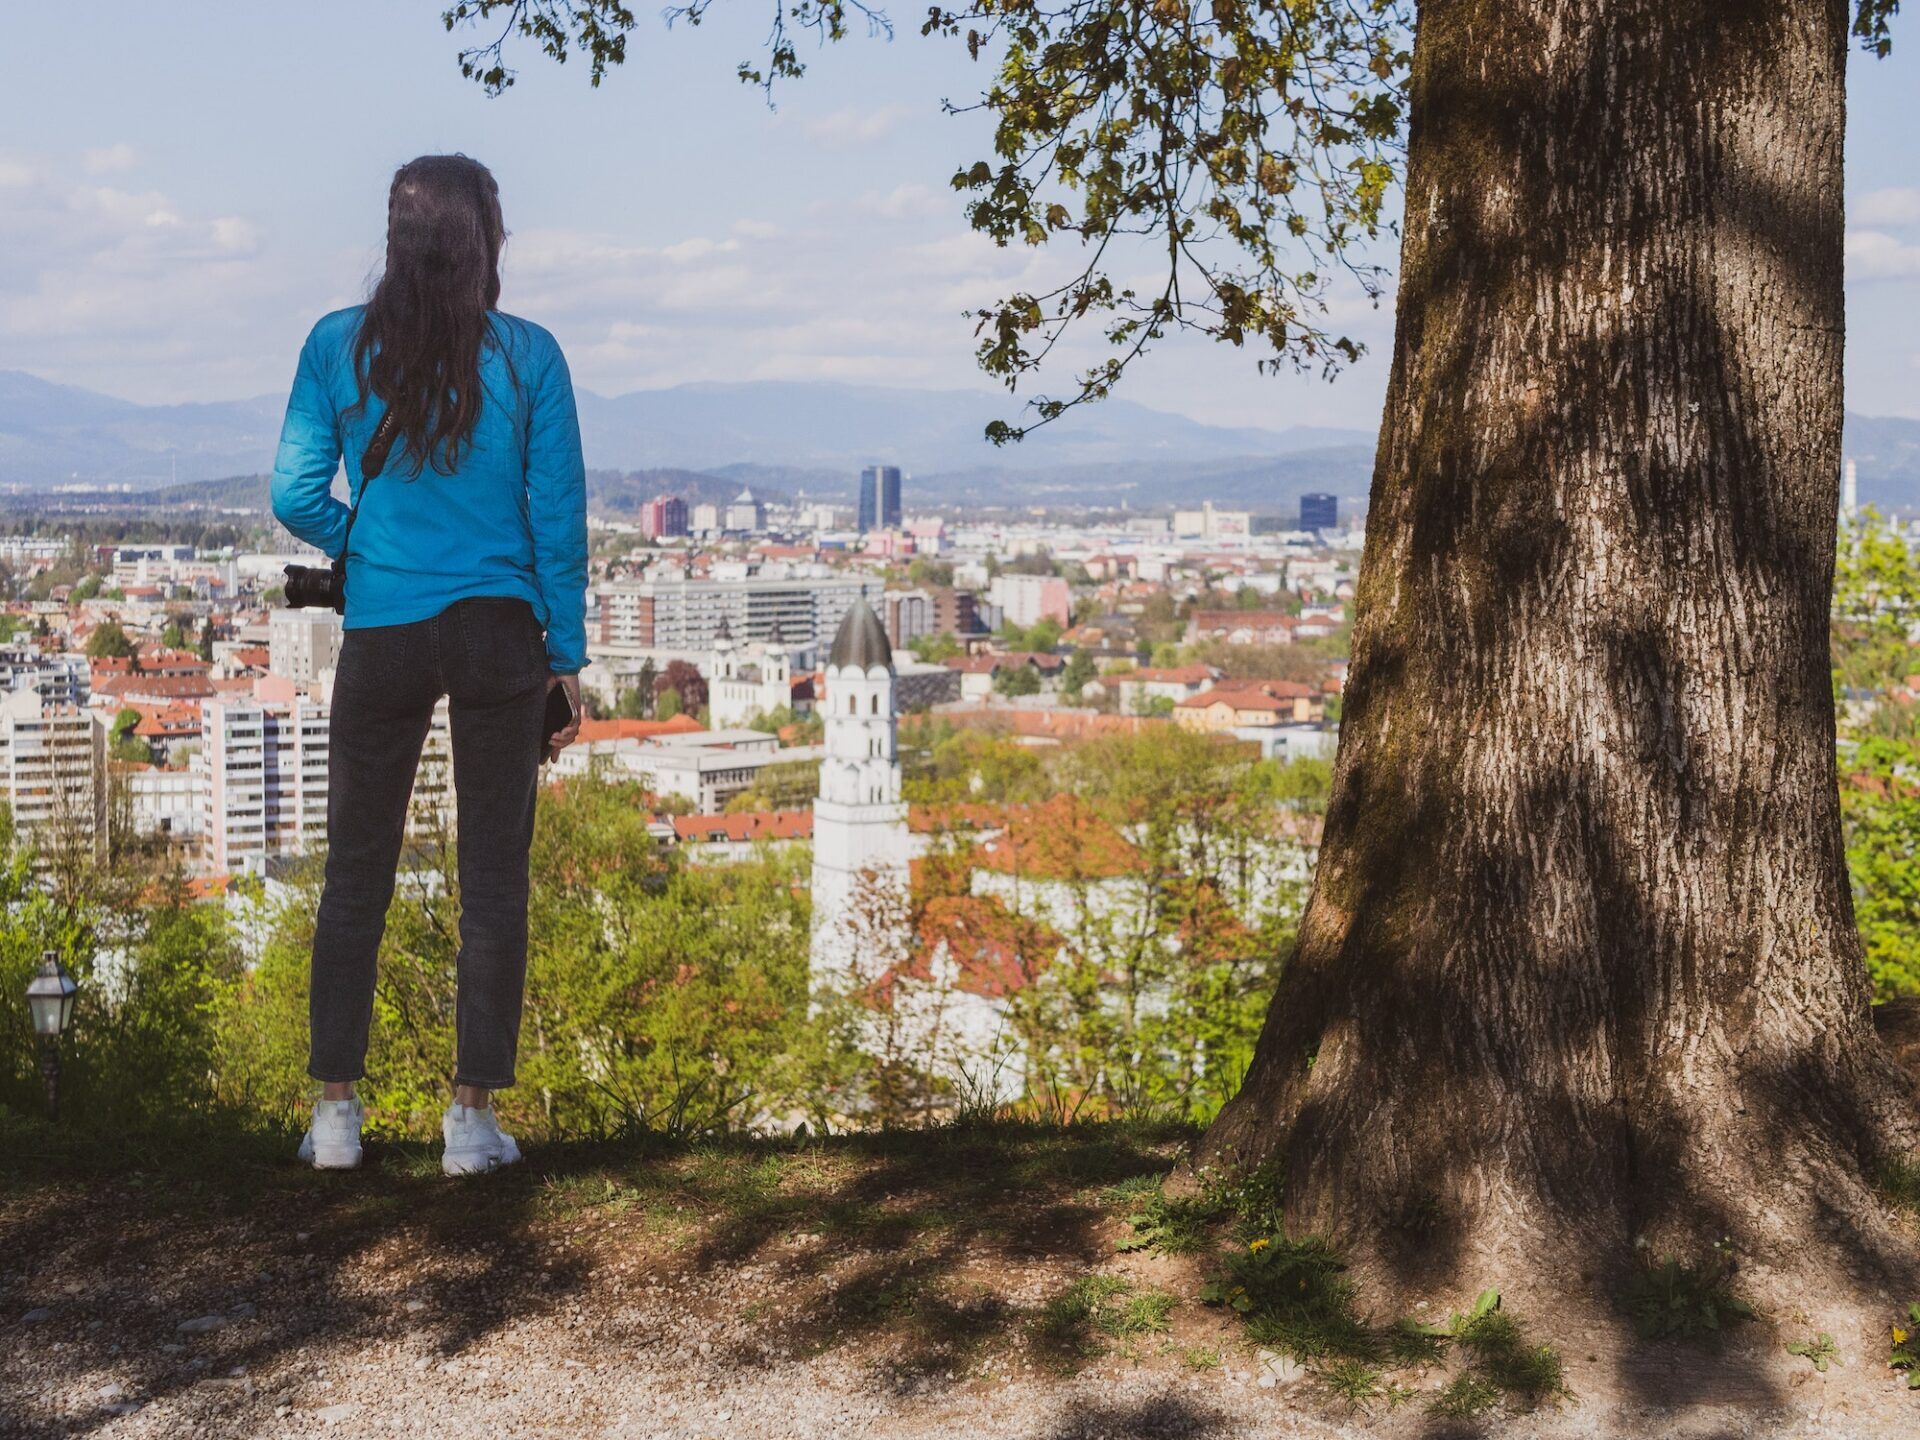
[542,681,577,763]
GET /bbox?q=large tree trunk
[1197,0,1919,1296]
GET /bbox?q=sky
[1,2,1918,433]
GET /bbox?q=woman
[270,154,586,1175]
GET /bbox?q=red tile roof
[671,811,813,843]
[576,714,706,744]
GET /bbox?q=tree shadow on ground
[0,1112,1189,1438]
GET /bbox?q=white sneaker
[297,1097,364,1170]
[441,1103,522,1176]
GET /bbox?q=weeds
[1623,1243,1754,1341]
[1031,1275,1175,1368]
[1429,1372,1503,1418]
[1785,1332,1838,1373]
[1318,1356,1385,1412]
[1178,1343,1222,1370]
[1453,1302,1566,1405]
[1890,1302,1920,1389]
[1881,1155,1920,1217]
[1108,1176,1218,1255]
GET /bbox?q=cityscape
[6,4,1920,1436]
[0,473,1357,887]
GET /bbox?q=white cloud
[853,184,950,222]
[797,104,910,149]
[0,149,326,403]
[1856,187,1920,228]
[1847,230,1920,280]
[81,143,137,175]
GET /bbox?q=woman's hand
[547,673,584,763]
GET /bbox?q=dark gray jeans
[307,596,550,1091]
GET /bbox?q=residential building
[595,570,882,652]
[0,689,106,859]
[268,608,343,685]
[640,495,689,540]
[990,574,1072,629]
[122,763,205,843]
[691,502,721,533]
[880,589,934,649]
[1174,680,1324,732]
[858,465,903,533]
[199,697,333,872]
[931,587,984,637]
[1109,664,1219,713]
[0,648,90,708]
[1185,609,1302,647]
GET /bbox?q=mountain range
[4,368,1919,514]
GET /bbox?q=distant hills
[3,368,1919,515]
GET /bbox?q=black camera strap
[339,405,404,562]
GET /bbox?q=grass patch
[1178,1343,1222,1371]
[1318,1356,1385,1412]
[1429,1372,1503,1419]
[1880,1155,1920,1216]
[1453,1303,1567,1406]
[1204,1235,1374,1361]
[1623,1247,1754,1342]
[1031,1274,1176,1368]
[1107,1176,1218,1255]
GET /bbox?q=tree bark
[1197,0,1919,1297]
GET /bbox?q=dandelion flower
[1248,1238,1270,1253]
[1897,1326,1910,1345]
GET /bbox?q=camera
[278,408,402,613]
[282,558,346,613]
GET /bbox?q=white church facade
[807,598,1025,1104]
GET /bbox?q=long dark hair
[352,154,505,475]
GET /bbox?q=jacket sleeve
[526,339,589,673]
[268,326,349,557]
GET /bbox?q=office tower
[1299,493,1339,532]
[859,465,903,533]
[641,495,688,540]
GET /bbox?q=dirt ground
[5,1117,1920,1440]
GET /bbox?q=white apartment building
[596,569,882,653]
[124,764,205,844]
[268,608,344,685]
[199,695,453,872]
[988,573,1072,629]
[0,689,106,859]
[200,698,333,873]
[0,649,90,709]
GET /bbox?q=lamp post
[25,951,78,1121]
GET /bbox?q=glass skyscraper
[859,465,903,532]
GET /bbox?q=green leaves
[1890,1302,1920,1387]
[932,0,1410,438]
[1855,0,1903,59]
[1786,1332,1838,1372]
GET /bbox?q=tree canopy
[439,1,1900,437]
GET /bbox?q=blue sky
[2,2,1916,432]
